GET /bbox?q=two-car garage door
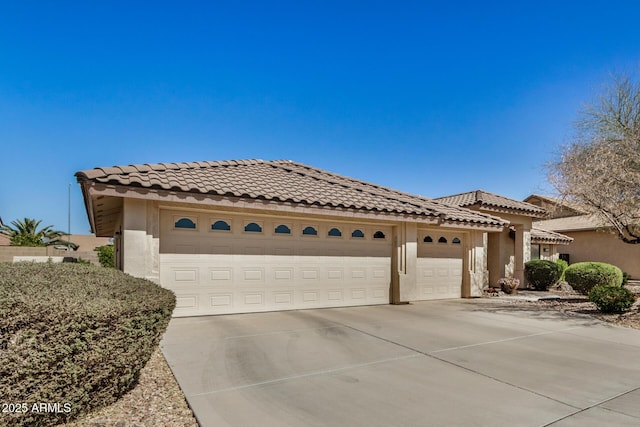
[159,210,393,316]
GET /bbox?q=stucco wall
[0,246,100,264]
[539,244,559,261]
[121,199,160,282]
[560,230,640,279]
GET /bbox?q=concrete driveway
[161,300,640,426]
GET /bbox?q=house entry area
[159,209,393,316]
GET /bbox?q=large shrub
[564,262,623,295]
[589,284,636,313]
[0,262,176,427]
[524,260,563,291]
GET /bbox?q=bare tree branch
[549,71,640,245]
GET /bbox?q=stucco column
[395,222,418,303]
[514,225,531,285]
[122,199,160,282]
[463,231,488,297]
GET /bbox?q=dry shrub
[0,262,175,427]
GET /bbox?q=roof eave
[479,204,546,218]
[76,178,97,235]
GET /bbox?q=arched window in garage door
[244,222,263,233]
[302,226,318,236]
[351,229,365,238]
[328,227,342,237]
[274,224,291,234]
[175,217,197,229]
[211,220,231,231]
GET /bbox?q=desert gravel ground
[505,283,640,330]
[64,284,640,427]
[62,347,198,427]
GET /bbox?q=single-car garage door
[415,230,463,300]
[159,210,392,316]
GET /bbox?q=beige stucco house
[76,159,518,316]
[526,194,640,279]
[435,191,572,287]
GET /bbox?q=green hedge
[0,262,176,427]
[564,261,623,295]
[589,284,636,313]
[524,260,563,291]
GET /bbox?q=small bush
[0,263,176,426]
[95,244,115,268]
[564,262,623,295]
[524,260,563,291]
[589,284,636,313]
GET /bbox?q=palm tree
[0,218,68,247]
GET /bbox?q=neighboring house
[526,194,640,279]
[530,227,574,261]
[76,159,508,316]
[435,191,572,287]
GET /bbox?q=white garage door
[159,210,392,316]
[415,231,463,300]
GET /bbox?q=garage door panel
[272,268,294,281]
[208,268,233,282]
[327,289,344,301]
[242,292,265,306]
[210,294,233,307]
[273,291,294,305]
[241,268,265,282]
[174,269,198,282]
[349,268,367,279]
[327,268,344,280]
[176,295,198,310]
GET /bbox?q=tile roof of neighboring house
[76,159,508,227]
[524,194,589,215]
[434,190,547,217]
[0,233,9,246]
[531,226,573,245]
[535,214,605,232]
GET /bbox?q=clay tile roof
[524,194,589,215]
[435,190,546,217]
[531,226,573,245]
[75,159,507,227]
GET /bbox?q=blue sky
[1,1,639,234]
